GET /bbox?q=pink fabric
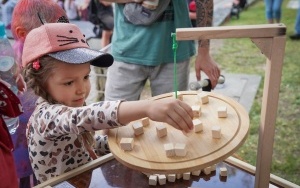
[22,23,89,67]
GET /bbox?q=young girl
[22,22,194,184]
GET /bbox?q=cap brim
[48,48,114,67]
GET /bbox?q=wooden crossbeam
[176,24,286,40]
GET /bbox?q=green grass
[214,0,300,185]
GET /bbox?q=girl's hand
[118,98,194,134]
[146,98,194,134]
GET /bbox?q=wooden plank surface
[107,91,249,174]
[176,24,286,40]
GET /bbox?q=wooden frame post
[176,24,286,188]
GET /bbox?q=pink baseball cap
[22,22,113,68]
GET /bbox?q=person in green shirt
[104,0,220,101]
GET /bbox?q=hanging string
[171,33,178,99]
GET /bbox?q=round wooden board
[107,91,249,174]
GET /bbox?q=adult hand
[195,46,220,89]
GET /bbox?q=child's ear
[14,26,27,42]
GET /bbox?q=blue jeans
[264,0,283,20]
[295,0,300,34]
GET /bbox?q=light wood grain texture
[158,174,166,185]
[191,170,201,176]
[203,166,212,175]
[156,124,167,138]
[176,24,286,188]
[183,172,191,180]
[148,175,157,186]
[164,143,175,157]
[193,119,203,133]
[34,153,114,188]
[141,117,150,127]
[120,137,134,151]
[217,106,227,118]
[167,174,176,182]
[176,24,286,40]
[211,125,221,139]
[225,157,300,188]
[255,35,286,188]
[219,167,228,177]
[107,91,249,175]
[198,93,209,104]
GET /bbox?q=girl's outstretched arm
[117,98,194,133]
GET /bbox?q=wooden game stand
[34,24,299,188]
[107,91,250,174]
[175,23,287,188]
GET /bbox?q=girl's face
[46,61,91,107]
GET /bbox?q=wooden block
[173,91,183,100]
[120,138,134,151]
[193,119,203,133]
[167,174,176,182]
[164,143,175,157]
[141,117,150,127]
[142,172,151,177]
[149,175,157,185]
[211,164,217,171]
[192,170,201,176]
[212,126,221,139]
[198,93,209,104]
[158,174,166,185]
[132,122,144,136]
[218,106,227,118]
[191,105,201,117]
[183,172,191,180]
[203,166,211,175]
[156,124,167,138]
[175,143,187,157]
[219,167,227,177]
[176,173,182,179]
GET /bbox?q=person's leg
[290,3,300,39]
[264,0,274,23]
[272,0,283,23]
[150,60,190,97]
[295,3,300,34]
[104,61,148,101]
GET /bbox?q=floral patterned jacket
[27,97,123,183]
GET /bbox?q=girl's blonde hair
[23,56,96,152]
[23,56,57,104]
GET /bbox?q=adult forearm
[196,0,213,48]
